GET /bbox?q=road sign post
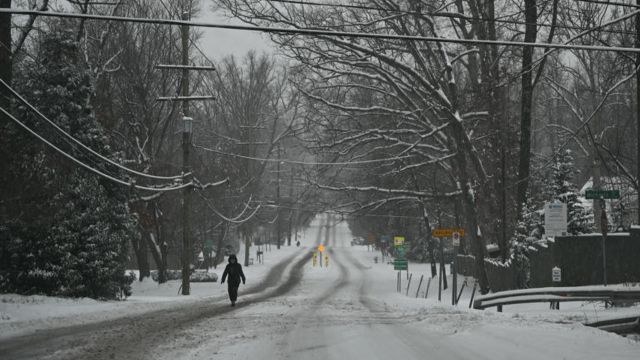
[585,188,617,287]
[393,236,408,271]
[452,232,460,305]
[600,200,608,287]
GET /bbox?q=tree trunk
[131,236,150,281]
[516,0,538,217]
[244,232,251,267]
[145,232,167,283]
[214,223,228,268]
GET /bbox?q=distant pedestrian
[221,254,246,306]
[296,241,300,247]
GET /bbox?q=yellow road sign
[393,236,405,246]
[431,228,465,237]
[318,244,325,252]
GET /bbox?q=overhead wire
[193,143,413,165]
[2,9,640,52]
[196,189,262,223]
[574,0,640,8]
[0,79,187,181]
[267,0,640,37]
[0,106,193,192]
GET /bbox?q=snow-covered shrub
[0,31,138,299]
[150,270,218,282]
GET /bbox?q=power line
[574,0,640,8]
[260,201,425,219]
[0,79,187,181]
[2,9,640,53]
[0,106,193,192]
[196,189,262,224]
[193,143,413,165]
[267,0,639,37]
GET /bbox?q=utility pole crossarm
[156,95,216,101]
[155,64,216,71]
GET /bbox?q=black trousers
[228,284,239,302]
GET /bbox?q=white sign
[452,232,460,247]
[545,201,567,237]
[552,266,562,282]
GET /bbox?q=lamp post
[181,115,193,295]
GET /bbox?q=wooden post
[468,281,477,309]
[180,10,191,296]
[438,266,442,302]
[425,277,432,299]
[415,275,424,298]
[456,281,467,304]
[406,273,413,296]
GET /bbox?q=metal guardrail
[473,287,640,312]
[585,316,640,334]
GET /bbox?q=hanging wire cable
[0,79,188,181]
[267,0,639,37]
[574,0,640,8]
[0,106,193,192]
[2,9,640,52]
[195,190,262,223]
[193,143,412,165]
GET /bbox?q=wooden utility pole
[0,0,11,111]
[276,144,281,249]
[636,0,640,225]
[181,10,192,296]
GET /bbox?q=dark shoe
[231,301,235,307]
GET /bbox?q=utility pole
[0,0,11,111]
[276,144,281,249]
[181,10,192,296]
[155,5,215,294]
[636,0,640,225]
[287,164,294,246]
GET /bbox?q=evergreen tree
[549,150,592,235]
[0,31,137,299]
[510,197,543,288]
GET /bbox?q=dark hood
[228,254,238,263]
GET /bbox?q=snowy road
[1,215,639,359]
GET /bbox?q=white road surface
[1,214,639,360]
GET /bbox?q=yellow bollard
[324,254,329,267]
[312,252,318,267]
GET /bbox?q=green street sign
[204,239,214,250]
[585,189,620,200]
[394,261,408,270]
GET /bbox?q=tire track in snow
[0,248,311,360]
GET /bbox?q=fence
[457,228,640,292]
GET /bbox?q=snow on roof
[580,176,636,195]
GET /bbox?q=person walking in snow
[221,254,245,306]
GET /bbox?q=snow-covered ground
[0,228,307,340]
[1,214,639,359]
[150,218,640,360]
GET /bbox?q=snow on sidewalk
[0,228,314,340]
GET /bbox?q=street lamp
[183,116,193,134]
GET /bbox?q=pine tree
[0,31,137,299]
[549,149,592,235]
[510,197,543,288]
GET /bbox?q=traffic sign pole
[452,232,460,305]
[600,199,608,287]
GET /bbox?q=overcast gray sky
[196,6,275,60]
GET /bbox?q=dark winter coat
[221,255,246,287]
